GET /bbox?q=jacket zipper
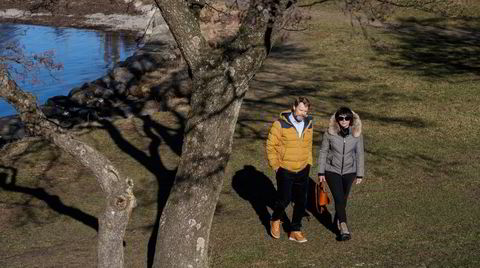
[293,119,310,141]
[300,120,310,139]
[341,137,346,174]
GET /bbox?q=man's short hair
[293,96,311,109]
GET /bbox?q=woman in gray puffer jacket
[317,106,364,241]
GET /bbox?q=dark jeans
[271,165,309,231]
[325,171,356,224]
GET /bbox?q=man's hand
[318,175,325,183]
[355,178,363,185]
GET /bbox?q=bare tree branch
[153,0,209,75]
[0,66,136,268]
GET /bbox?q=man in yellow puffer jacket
[266,96,313,243]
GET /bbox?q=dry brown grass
[1,2,480,267]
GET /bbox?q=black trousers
[271,165,309,231]
[325,171,356,224]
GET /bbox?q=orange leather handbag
[315,181,330,213]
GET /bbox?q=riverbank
[0,37,188,146]
[0,0,156,33]
[0,0,186,145]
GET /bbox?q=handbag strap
[320,181,328,192]
[315,182,322,214]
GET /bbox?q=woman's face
[337,114,352,129]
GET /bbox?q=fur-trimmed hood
[327,111,362,138]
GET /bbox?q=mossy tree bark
[0,68,136,268]
[151,1,296,267]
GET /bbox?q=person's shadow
[232,166,338,237]
[232,165,278,234]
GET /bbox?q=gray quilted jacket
[317,111,365,177]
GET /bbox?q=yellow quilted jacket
[266,111,313,172]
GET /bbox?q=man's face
[293,102,309,122]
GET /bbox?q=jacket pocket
[327,154,333,165]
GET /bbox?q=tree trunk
[150,1,297,266]
[0,68,136,268]
[52,134,136,268]
[153,73,247,267]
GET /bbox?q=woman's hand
[355,178,363,184]
[318,175,326,183]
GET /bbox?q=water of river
[0,23,138,116]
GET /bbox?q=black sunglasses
[337,115,352,121]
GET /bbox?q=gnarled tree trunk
[153,73,247,267]
[0,67,136,268]
[152,1,296,267]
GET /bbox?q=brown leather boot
[288,231,307,243]
[270,219,281,239]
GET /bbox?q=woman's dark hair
[335,106,354,126]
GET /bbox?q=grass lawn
[1,2,480,267]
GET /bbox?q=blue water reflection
[0,23,138,116]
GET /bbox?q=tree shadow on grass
[377,17,480,80]
[231,165,277,235]
[0,164,98,231]
[96,113,183,268]
[360,111,430,128]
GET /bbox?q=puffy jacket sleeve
[266,121,282,171]
[317,132,329,175]
[356,134,365,178]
